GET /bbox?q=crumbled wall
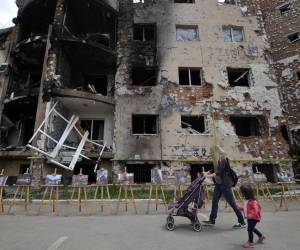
[114,0,291,168]
[257,0,300,157]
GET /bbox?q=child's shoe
[242,242,255,248]
[257,235,266,244]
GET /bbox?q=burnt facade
[257,0,300,175]
[0,0,298,186]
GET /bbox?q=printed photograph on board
[118,172,134,185]
[45,174,62,185]
[16,174,32,185]
[96,169,108,184]
[251,173,267,183]
[0,176,8,186]
[151,168,166,184]
[72,175,88,186]
[174,171,186,185]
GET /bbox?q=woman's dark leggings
[247,219,262,243]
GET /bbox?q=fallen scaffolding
[27,102,106,171]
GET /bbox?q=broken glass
[224,28,232,42]
[176,26,198,41]
[232,28,244,42]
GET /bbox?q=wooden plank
[68,131,89,171]
[51,115,79,158]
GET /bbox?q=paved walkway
[0,203,299,250]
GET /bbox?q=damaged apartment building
[0,0,297,186]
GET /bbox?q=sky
[0,0,18,29]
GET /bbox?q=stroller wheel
[166,215,175,231]
[193,221,202,232]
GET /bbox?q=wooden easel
[7,168,31,215]
[201,167,213,207]
[146,183,167,213]
[278,181,300,211]
[253,168,277,211]
[91,183,113,214]
[223,187,243,208]
[173,183,184,201]
[0,169,6,213]
[37,169,63,216]
[115,168,138,214]
[65,168,89,216]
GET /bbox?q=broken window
[132,115,158,135]
[176,25,199,41]
[229,116,261,137]
[19,164,30,174]
[132,67,156,86]
[127,164,154,183]
[287,32,300,43]
[281,125,289,142]
[84,75,108,95]
[0,97,37,149]
[278,3,291,15]
[181,116,206,134]
[65,0,117,49]
[80,120,104,142]
[227,68,250,87]
[174,0,195,3]
[17,0,57,41]
[190,164,214,181]
[133,24,156,41]
[223,26,244,42]
[178,68,202,86]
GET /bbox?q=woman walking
[203,147,246,228]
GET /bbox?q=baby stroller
[166,176,205,232]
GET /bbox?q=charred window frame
[227,68,251,87]
[229,116,262,137]
[176,25,199,41]
[80,119,105,142]
[132,67,157,86]
[223,26,244,42]
[287,32,300,43]
[132,115,158,135]
[174,0,195,3]
[178,68,202,86]
[278,3,291,15]
[181,115,207,134]
[133,24,156,42]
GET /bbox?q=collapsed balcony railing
[27,102,106,171]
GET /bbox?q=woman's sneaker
[233,222,246,228]
[257,235,266,244]
[243,242,255,248]
[202,220,215,226]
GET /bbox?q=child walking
[240,184,266,248]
